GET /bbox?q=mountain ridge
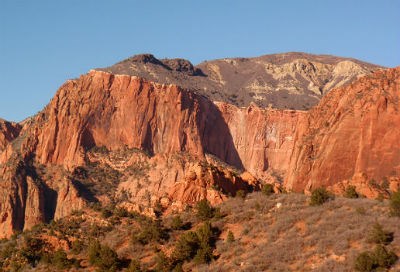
[97,52,381,110]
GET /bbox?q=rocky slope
[0,53,397,238]
[99,52,381,110]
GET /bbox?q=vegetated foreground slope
[0,192,398,271]
[0,53,398,241]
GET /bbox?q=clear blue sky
[1,0,399,121]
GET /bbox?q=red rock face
[0,162,45,238]
[285,67,400,192]
[216,103,306,179]
[0,119,21,151]
[11,70,242,171]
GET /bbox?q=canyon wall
[285,67,400,193]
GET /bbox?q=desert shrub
[310,188,334,206]
[172,231,199,262]
[171,222,217,266]
[155,251,173,272]
[0,240,17,259]
[70,209,84,216]
[51,249,74,269]
[196,199,215,220]
[389,190,400,217]
[354,245,398,271]
[170,216,184,230]
[226,231,235,243]
[376,193,384,202]
[101,208,113,219]
[193,244,213,264]
[21,236,46,266]
[367,223,394,245]
[88,240,120,271]
[127,258,142,272]
[0,240,17,268]
[194,222,214,264]
[354,251,375,272]
[261,184,274,196]
[132,219,168,245]
[71,239,84,254]
[373,244,398,268]
[235,190,247,199]
[344,185,359,199]
[355,207,367,215]
[113,207,129,218]
[88,224,113,237]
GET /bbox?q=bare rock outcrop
[286,67,400,192]
[0,119,21,151]
[216,102,305,179]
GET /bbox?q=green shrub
[127,259,142,272]
[114,207,129,218]
[51,249,74,269]
[71,239,84,254]
[373,244,398,268]
[226,231,235,243]
[354,245,398,271]
[193,222,214,264]
[193,244,213,264]
[170,216,184,230]
[21,236,46,266]
[155,251,173,272]
[171,222,217,266]
[172,231,199,262]
[101,208,113,219]
[367,223,394,245]
[310,188,334,206]
[389,191,400,217]
[261,184,274,196]
[132,219,168,245]
[235,190,246,199]
[196,199,215,220]
[354,251,375,272]
[344,185,359,198]
[88,240,119,271]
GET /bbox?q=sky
[1,0,399,122]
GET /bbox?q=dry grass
[201,192,400,272]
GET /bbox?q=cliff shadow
[195,95,244,170]
[23,162,58,224]
[42,182,58,223]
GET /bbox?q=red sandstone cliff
[285,67,400,194]
[0,70,262,236]
[216,102,305,180]
[0,119,21,151]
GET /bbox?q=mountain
[0,52,397,239]
[98,52,381,110]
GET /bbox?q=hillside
[0,192,398,271]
